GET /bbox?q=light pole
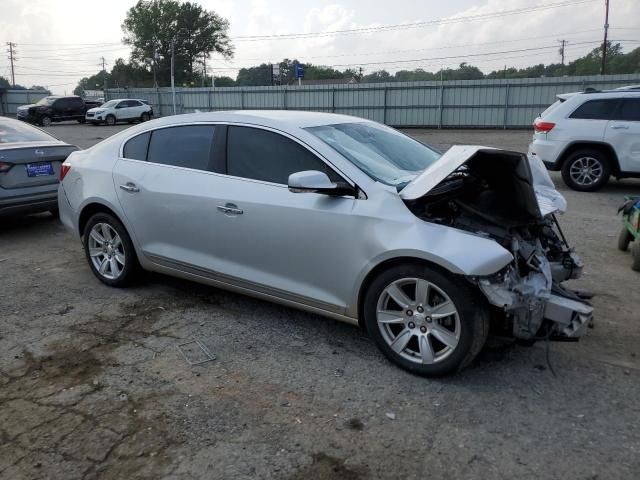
[171,38,176,115]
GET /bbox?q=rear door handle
[217,203,243,215]
[611,124,629,130]
[119,182,140,193]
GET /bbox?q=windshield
[100,100,118,108]
[306,122,441,188]
[0,119,55,143]
[35,97,57,106]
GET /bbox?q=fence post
[438,82,445,129]
[383,86,388,125]
[156,88,162,117]
[283,87,287,110]
[331,87,336,113]
[240,89,245,110]
[503,83,510,130]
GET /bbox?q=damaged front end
[402,146,593,341]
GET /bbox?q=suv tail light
[534,120,555,133]
[60,163,71,181]
[0,161,12,173]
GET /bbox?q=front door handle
[611,124,629,130]
[217,203,243,215]
[119,182,140,193]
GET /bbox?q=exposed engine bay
[404,149,594,341]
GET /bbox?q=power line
[232,0,596,41]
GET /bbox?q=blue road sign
[295,64,304,79]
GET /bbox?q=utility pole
[558,39,567,65]
[202,54,206,88]
[99,56,107,97]
[601,0,610,75]
[6,42,16,87]
[171,39,176,115]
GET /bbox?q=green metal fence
[105,73,640,129]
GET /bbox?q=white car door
[565,98,620,143]
[114,100,130,121]
[605,97,640,173]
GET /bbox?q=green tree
[213,76,235,87]
[121,0,233,86]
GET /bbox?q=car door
[567,98,620,142]
[112,124,222,268]
[605,97,640,173]
[114,101,130,121]
[129,100,144,118]
[70,97,84,118]
[52,98,67,121]
[208,125,362,313]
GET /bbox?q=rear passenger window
[226,126,339,184]
[570,99,619,120]
[613,98,640,121]
[123,132,150,160]
[147,125,215,170]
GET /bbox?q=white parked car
[86,99,153,126]
[529,88,640,191]
[57,111,593,376]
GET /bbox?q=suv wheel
[561,149,610,192]
[140,112,150,122]
[363,263,489,377]
[41,116,52,127]
[105,114,116,126]
[83,213,138,287]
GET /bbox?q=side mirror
[288,170,355,196]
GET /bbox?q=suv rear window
[569,99,619,120]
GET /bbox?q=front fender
[347,221,513,317]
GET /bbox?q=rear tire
[363,263,489,377]
[105,114,116,126]
[561,149,610,192]
[83,212,138,287]
[40,116,52,127]
[631,241,640,272]
[618,226,633,252]
[49,208,59,218]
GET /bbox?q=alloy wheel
[569,156,603,187]
[88,223,126,280]
[376,278,460,365]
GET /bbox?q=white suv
[86,99,153,126]
[529,88,640,191]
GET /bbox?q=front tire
[631,241,640,272]
[140,112,150,122]
[105,114,116,126]
[40,116,52,127]
[83,213,138,287]
[561,149,610,192]
[363,263,489,377]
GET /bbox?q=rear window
[122,132,150,160]
[541,99,564,117]
[570,99,619,120]
[0,119,55,144]
[147,125,215,170]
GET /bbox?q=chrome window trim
[118,121,357,190]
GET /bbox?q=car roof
[133,110,371,129]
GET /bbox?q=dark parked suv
[16,96,101,127]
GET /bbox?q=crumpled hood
[86,107,105,114]
[399,145,566,216]
[17,104,37,111]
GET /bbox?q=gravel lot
[1,122,639,480]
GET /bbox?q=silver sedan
[58,111,593,376]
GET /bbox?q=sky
[1,0,639,94]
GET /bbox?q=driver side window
[226,126,341,184]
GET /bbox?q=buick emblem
[35,149,44,156]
